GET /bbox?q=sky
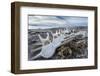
[28,15,88,29]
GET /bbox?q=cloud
[28,15,88,29]
[64,17,88,26]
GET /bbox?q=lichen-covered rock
[54,37,88,59]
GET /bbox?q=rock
[56,46,72,59]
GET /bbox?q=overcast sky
[28,15,88,29]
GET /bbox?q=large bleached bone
[31,30,65,60]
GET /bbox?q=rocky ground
[52,36,88,59]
